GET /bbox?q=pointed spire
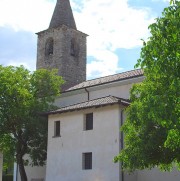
[49,0,77,29]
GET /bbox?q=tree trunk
[17,154,27,181]
[14,129,28,181]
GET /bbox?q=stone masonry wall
[36,25,87,90]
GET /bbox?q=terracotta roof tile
[45,96,130,115]
[66,69,143,91]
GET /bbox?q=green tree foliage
[1,134,14,173]
[0,65,64,181]
[114,0,180,172]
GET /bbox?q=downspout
[120,109,124,181]
[13,163,18,181]
[85,88,90,101]
[16,164,18,181]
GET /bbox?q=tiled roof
[45,96,130,115]
[66,69,143,91]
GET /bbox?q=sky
[0,0,170,80]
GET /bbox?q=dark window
[70,38,79,58]
[82,152,92,170]
[45,38,54,56]
[54,121,60,137]
[85,113,93,130]
[70,38,75,56]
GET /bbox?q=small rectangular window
[54,121,60,137]
[84,113,93,130]
[82,152,92,170]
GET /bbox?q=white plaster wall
[26,165,46,181]
[46,105,122,181]
[124,172,137,181]
[137,168,180,181]
[87,77,144,101]
[0,152,3,181]
[89,83,132,100]
[55,91,87,107]
[16,165,46,181]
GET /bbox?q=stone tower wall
[36,25,87,90]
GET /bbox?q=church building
[14,0,180,181]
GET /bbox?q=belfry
[36,0,87,90]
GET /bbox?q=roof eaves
[45,102,115,115]
[43,97,130,116]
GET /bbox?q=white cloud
[87,50,122,79]
[0,0,156,78]
[6,58,36,71]
[75,0,154,49]
[0,0,54,32]
[73,0,155,77]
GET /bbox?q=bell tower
[36,0,87,90]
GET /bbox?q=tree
[0,65,64,181]
[114,0,180,172]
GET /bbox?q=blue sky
[0,0,169,79]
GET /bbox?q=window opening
[70,38,79,58]
[84,113,93,130]
[70,38,75,56]
[45,38,54,56]
[82,152,92,170]
[54,121,60,137]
